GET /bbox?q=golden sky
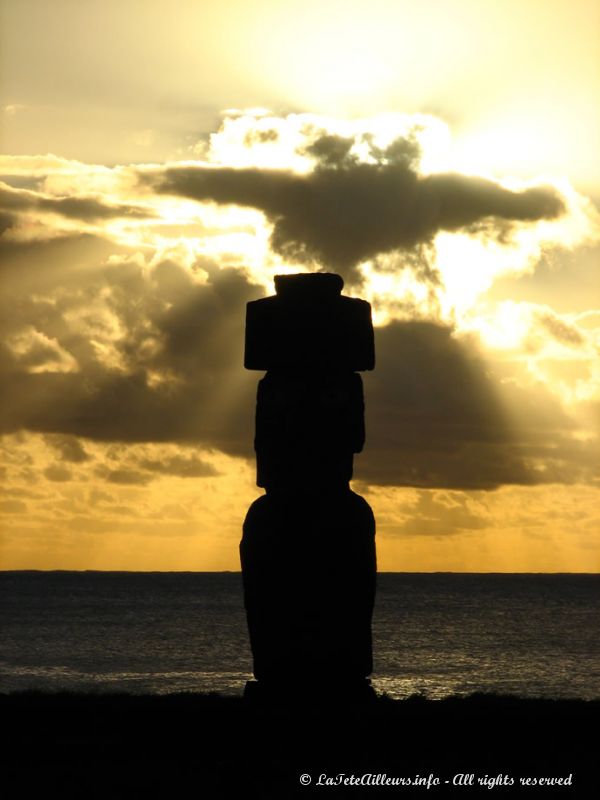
[0,0,599,571]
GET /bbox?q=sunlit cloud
[137,111,599,331]
[2,112,597,339]
[1,109,599,572]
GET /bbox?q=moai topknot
[240,273,377,700]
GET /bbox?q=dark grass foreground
[2,692,597,798]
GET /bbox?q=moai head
[244,272,375,489]
[244,272,375,372]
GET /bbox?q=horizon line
[1,569,598,576]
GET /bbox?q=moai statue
[240,272,376,700]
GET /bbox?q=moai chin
[240,272,377,700]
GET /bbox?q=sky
[0,0,599,572]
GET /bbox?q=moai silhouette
[240,273,377,700]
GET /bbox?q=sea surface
[1,572,599,699]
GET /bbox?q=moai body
[240,273,376,698]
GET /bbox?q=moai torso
[240,273,376,698]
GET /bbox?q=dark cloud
[300,133,359,168]
[0,256,262,458]
[94,453,218,483]
[385,492,489,537]
[138,454,218,478]
[43,464,72,482]
[97,467,152,485]
[359,321,528,489]
[535,311,585,347]
[0,181,153,222]
[148,133,564,283]
[0,211,16,235]
[0,500,27,514]
[8,334,70,371]
[0,232,127,297]
[356,321,598,490]
[2,487,45,499]
[299,130,422,171]
[45,434,91,463]
[244,128,279,146]
[0,207,594,491]
[0,175,45,191]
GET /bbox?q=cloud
[97,466,152,485]
[0,216,596,491]
[0,499,27,514]
[0,242,263,459]
[359,321,526,489]
[0,115,596,495]
[138,454,218,478]
[0,211,16,235]
[45,434,91,463]
[383,491,490,537]
[535,310,585,347]
[0,231,128,296]
[147,132,564,283]
[0,180,153,222]
[43,464,72,482]
[7,327,78,373]
[357,320,600,490]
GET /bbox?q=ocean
[1,571,599,699]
